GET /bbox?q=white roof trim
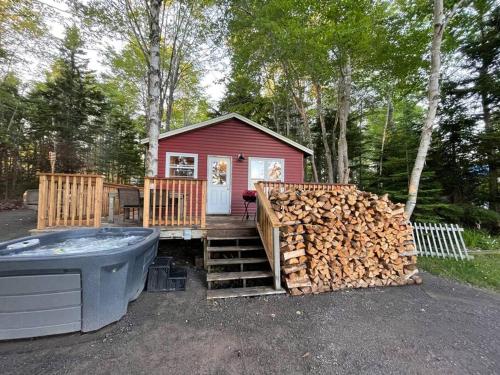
[140,113,314,155]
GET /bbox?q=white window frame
[248,157,285,189]
[165,152,198,178]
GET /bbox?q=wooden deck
[32,214,256,239]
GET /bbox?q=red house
[143,113,313,216]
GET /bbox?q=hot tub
[0,227,159,340]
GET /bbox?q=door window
[211,160,228,185]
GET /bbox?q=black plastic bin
[147,256,173,291]
[166,269,187,291]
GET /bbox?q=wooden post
[273,227,281,290]
[56,175,62,226]
[63,175,70,226]
[37,175,47,229]
[201,180,207,228]
[177,179,181,226]
[94,176,103,227]
[152,178,157,226]
[171,179,175,225]
[189,180,193,226]
[71,176,77,226]
[78,176,84,226]
[108,192,117,223]
[195,180,199,225]
[143,178,150,228]
[48,174,55,227]
[183,179,187,226]
[158,179,163,226]
[86,177,92,226]
[165,179,169,226]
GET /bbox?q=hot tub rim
[0,227,160,261]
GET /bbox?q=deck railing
[255,181,356,290]
[142,177,207,228]
[37,173,104,229]
[255,182,282,290]
[259,181,354,198]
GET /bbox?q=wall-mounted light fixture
[237,153,246,161]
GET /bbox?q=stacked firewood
[270,186,421,296]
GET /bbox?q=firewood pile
[269,186,421,296]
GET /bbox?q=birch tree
[405,0,468,217]
[82,0,208,176]
[337,57,352,184]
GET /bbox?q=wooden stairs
[205,226,285,299]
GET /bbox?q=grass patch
[418,254,500,292]
[463,229,500,250]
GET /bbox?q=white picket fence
[412,222,471,260]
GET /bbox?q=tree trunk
[285,98,291,137]
[405,0,445,218]
[337,57,352,184]
[331,110,338,182]
[313,82,334,183]
[293,97,319,182]
[145,0,162,177]
[272,100,281,134]
[379,94,393,176]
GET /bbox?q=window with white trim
[248,157,284,189]
[166,152,198,178]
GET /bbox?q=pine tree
[27,26,106,173]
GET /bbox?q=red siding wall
[158,118,305,215]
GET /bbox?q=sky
[32,0,228,105]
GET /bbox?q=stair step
[207,271,273,282]
[207,245,264,252]
[206,257,268,266]
[207,235,260,241]
[207,286,286,299]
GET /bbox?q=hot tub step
[206,257,268,266]
[207,271,273,282]
[207,286,285,299]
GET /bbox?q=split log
[270,186,420,295]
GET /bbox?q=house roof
[140,113,314,155]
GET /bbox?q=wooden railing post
[37,174,47,229]
[48,174,55,227]
[108,192,117,223]
[273,227,281,290]
[254,182,283,290]
[94,176,103,227]
[201,180,207,228]
[143,177,150,228]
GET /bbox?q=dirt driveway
[0,268,498,374]
[0,208,36,241]
[0,210,499,374]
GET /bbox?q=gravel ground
[0,208,37,242]
[0,210,499,374]
[0,268,498,374]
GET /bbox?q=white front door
[207,156,231,214]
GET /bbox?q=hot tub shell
[0,228,159,340]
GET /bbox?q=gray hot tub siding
[0,228,159,340]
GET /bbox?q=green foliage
[463,229,500,250]
[27,26,107,173]
[418,254,500,291]
[411,203,500,234]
